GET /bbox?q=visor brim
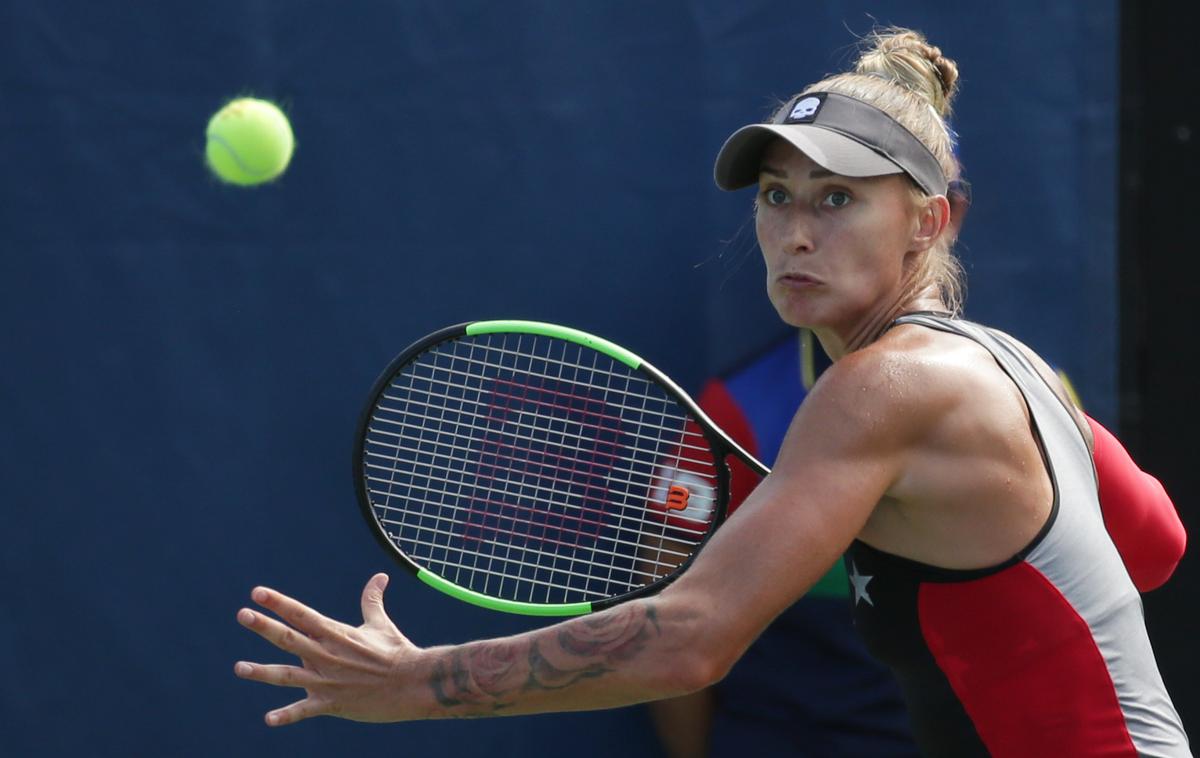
[714,123,905,191]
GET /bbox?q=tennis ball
[205,97,294,186]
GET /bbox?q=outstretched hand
[235,573,422,726]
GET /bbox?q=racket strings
[361,465,709,555]
[362,452,714,541]
[370,504,693,581]
[380,348,717,447]
[365,402,720,490]
[375,383,719,461]
[362,332,720,605]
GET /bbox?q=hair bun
[854,27,959,117]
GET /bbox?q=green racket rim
[466,320,643,369]
[417,568,594,617]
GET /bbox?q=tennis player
[236,28,1189,756]
[648,118,978,758]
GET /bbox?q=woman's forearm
[418,599,708,719]
[236,572,735,726]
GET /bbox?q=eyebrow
[759,165,835,179]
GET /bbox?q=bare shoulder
[795,328,964,452]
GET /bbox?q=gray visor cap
[713,92,948,196]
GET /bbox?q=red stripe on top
[1086,414,1186,591]
[918,562,1137,757]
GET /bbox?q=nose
[779,211,816,255]
[756,200,817,257]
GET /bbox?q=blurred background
[1,1,1195,755]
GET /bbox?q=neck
[814,291,947,361]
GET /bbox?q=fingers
[360,573,391,627]
[236,578,402,727]
[238,608,326,661]
[234,661,323,689]
[265,697,329,727]
[250,586,338,639]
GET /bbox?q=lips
[778,273,823,286]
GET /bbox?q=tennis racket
[353,320,769,616]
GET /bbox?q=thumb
[360,573,392,628]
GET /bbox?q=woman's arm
[235,351,909,726]
[236,577,713,724]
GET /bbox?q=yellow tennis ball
[205,97,294,186]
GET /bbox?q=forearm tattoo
[430,603,661,716]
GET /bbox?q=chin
[773,306,818,329]
[769,294,820,329]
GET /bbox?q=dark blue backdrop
[2,2,1139,756]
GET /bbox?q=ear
[912,194,951,252]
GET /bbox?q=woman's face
[755,140,924,336]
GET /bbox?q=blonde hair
[791,28,966,314]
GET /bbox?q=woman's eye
[824,191,852,208]
[763,188,789,206]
